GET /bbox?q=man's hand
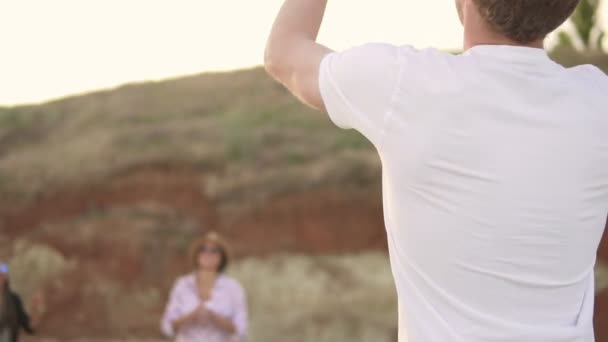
[264,0,333,111]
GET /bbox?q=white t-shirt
[319,44,608,342]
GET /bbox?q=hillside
[2,51,608,341]
[0,65,387,251]
[1,66,387,340]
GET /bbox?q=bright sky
[0,0,606,105]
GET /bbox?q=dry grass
[5,51,608,342]
[1,53,606,208]
[16,252,396,342]
[232,253,397,342]
[0,68,377,209]
[18,253,608,342]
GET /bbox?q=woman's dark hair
[0,280,18,330]
[189,235,229,273]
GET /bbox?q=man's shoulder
[347,43,460,85]
[565,64,608,91]
[568,63,607,76]
[337,43,455,64]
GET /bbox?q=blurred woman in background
[161,232,248,342]
[0,263,36,342]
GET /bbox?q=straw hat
[189,231,230,272]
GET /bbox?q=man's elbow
[264,45,289,82]
[263,53,281,80]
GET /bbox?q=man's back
[264,0,607,340]
[319,43,608,341]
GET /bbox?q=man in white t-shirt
[264,1,608,341]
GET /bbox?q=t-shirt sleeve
[318,43,401,147]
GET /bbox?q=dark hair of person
[472,0,580,44]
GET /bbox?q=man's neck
[464,35,545,51]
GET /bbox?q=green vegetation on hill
[1,51,606,342]
[1,53,606,207]
[0,67,379,209]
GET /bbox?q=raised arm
[264,0,333,111]
[265,1,404,148]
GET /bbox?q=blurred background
[0,0,606,341]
